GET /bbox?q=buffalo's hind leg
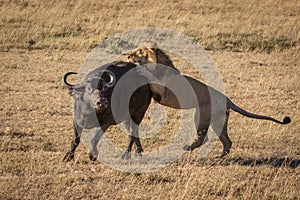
[63,121,83,162]
[121,136,143,160]
[121,121,143,160]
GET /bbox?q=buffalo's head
[62,70,116,112]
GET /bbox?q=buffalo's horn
[62,72,78,89]
[100,70,116,88]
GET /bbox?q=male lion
[124,42,291,157]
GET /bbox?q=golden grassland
[0,0,299,199]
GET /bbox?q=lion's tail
[227,98,291,125]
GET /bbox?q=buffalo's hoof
[136,148,144,154]
[63,151,74,162]
[121,151,131,160]
[136,152,143,157]
[183,145,192,151]
[89,152,98,161]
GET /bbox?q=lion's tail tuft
[282,116,291,124]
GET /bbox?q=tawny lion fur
[123,42,290,156]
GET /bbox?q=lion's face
[125,48,157,65]
[122,41,178,73]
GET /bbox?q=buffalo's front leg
[89,126,108,161]
[121,121,143,159]
[63,121,83,162]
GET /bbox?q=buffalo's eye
[99,84,105,92]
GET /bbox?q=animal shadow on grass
[0,131,35,138]
[0,131,35,152]
[0,131,5,137]
[206,156,300,168]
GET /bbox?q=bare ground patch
[0,0,299,199]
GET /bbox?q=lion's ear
[148,48,156,53]
[147,48,157,63]
[122,48,136,56]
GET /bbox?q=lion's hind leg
[212,111,232,157]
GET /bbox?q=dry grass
[0,0,299,199]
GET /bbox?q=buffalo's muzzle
[95,97,109,110]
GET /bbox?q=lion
[123,42,291,157]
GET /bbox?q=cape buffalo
[62,61,152,161]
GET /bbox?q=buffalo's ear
[73,85,85,93]
[69,83,86,97]
[71,91,84,100]
[70,85,85,100]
